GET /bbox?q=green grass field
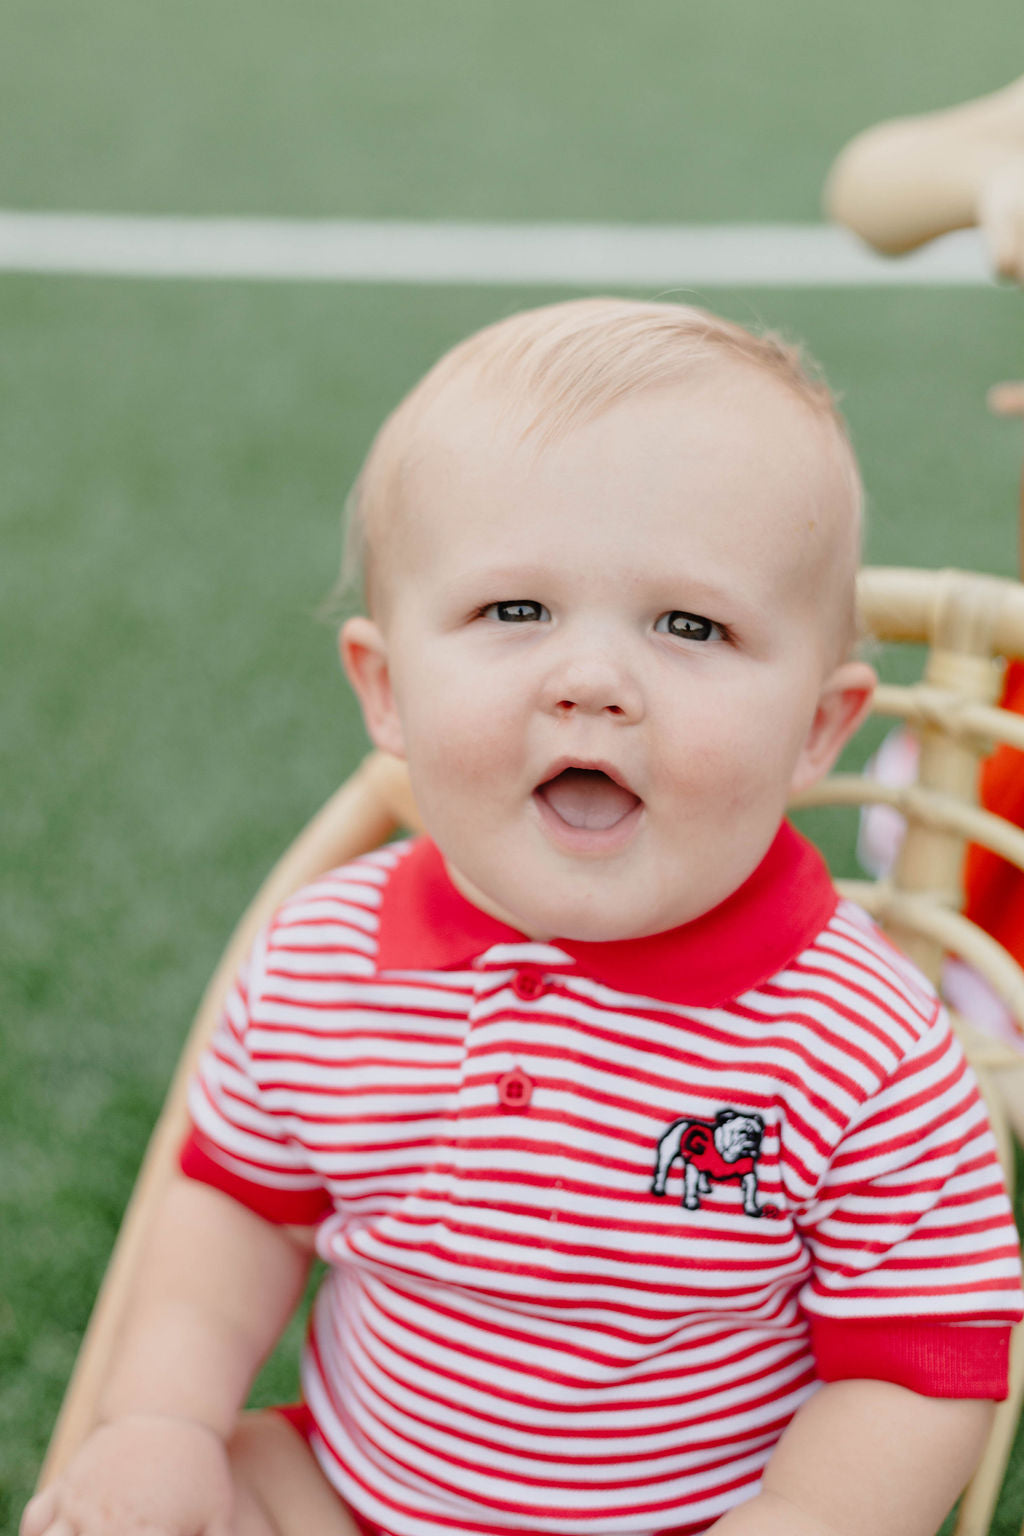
[5,2,1024,1529]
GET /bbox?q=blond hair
[340,296,860,614]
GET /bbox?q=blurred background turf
[4,2,1024,1529]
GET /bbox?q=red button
[512,970,547,1001]
[497,1069,533,1110]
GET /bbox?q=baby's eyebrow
[445,563,556,594]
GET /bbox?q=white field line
[0,210,997,287]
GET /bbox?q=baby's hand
[21,1414,235,1536]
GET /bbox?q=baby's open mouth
[535,766,642,831]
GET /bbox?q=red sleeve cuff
[179,1127,332,1227]
[811,1317,1012,1400]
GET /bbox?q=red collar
[374,823,837,1007]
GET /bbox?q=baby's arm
[706,1377,993,1536]
[21,1172,314,1536]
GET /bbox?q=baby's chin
[538,903,703,945]
[444,860,699,945]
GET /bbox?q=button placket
[491,964,553,1113]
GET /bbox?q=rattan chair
[35,565,1024,1535]
[794,565,1024,1536]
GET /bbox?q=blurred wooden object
[823,76,1024,282]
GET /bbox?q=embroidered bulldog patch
[651,1108,766,1217]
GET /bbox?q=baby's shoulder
[746,898,962,1142]
[260,838,416,976]
[775,894,945,1062]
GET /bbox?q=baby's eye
[655,610,726,643]
[483,600,551,623]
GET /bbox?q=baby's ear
[340,617,406,758]
[789,659,876,796]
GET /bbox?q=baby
[24,298,1024,1536]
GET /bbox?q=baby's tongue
[538,768,640,830]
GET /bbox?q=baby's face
[343,370,874,942]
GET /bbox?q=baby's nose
[555,693,626,717]
[547,655,643,721]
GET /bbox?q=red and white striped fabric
[182,826,1023,1536]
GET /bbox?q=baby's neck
[443,861,550,940]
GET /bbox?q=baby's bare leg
[228,1411,361,1536]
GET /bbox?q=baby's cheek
[405,710,503,806]
[655,721,793,831]
[655,721,744,791]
